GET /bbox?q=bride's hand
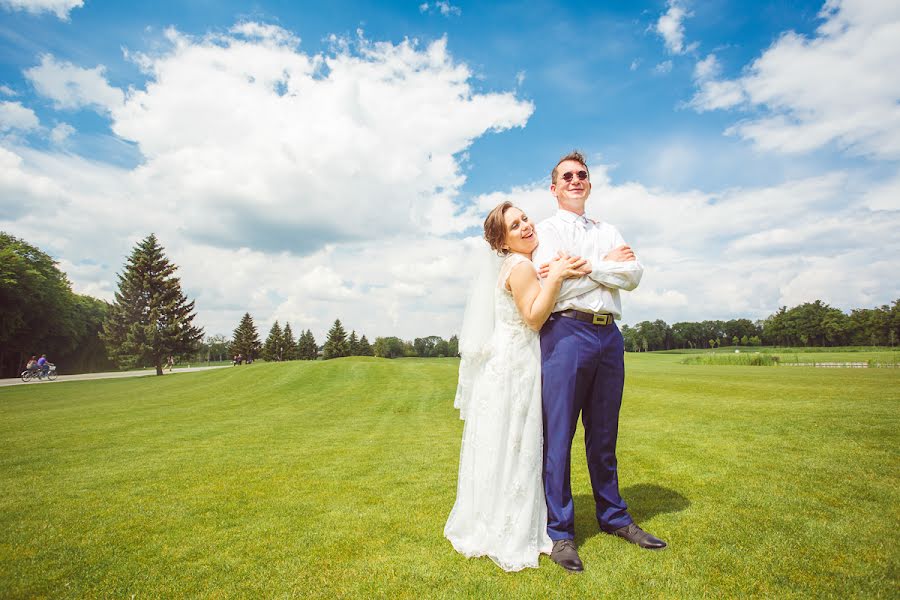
[539,251,589,279]
[546,253,587,281]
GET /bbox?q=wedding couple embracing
[444,151,666,573]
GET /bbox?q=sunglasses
[560,170,588,183]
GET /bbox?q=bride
[444,201,587,571]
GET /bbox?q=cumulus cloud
[25,54,125,112]
[0,0,82,20]
[655,0,692,55]
[1,25,533,339]
[690,0,900,159]
[467,164,900,324]
[0,101,40,132]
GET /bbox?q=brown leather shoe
[612,523,667,549]
[550,539,584,572]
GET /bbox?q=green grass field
[1,355,898,598]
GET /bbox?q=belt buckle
[592,313,608,325]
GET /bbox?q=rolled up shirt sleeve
[584,227,643,291]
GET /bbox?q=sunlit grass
[1,355,897,597]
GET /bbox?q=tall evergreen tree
[101,234,203,375]
[358,334,373,356]
[231,312,261,361]
[348,330,359,356]
[282,322,298,360]
[262,320,284,361]
[323,319,349,359]
[297,329,318,360]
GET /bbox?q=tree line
[371,335,459,359]
[3,230,897,377]
[226,314,373,362]
[622,299,900,352]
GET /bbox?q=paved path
[0,365,229,388]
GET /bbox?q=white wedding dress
[444,253,553,571]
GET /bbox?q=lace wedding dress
[444,253,553,571]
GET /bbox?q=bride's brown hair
[483,201,514,255]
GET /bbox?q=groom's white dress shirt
[533,209,643,319]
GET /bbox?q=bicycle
[21,363,57,382]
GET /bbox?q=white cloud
[0,101,40,132]
[690,78,745,111]
[229,21,300,47]
[1,25,533,340]
[857,173,900,211]
[655,0,691,55]
[437,1,461,17]
[690,0,900,159]
[629,59,640,72]
[420,1,461,17]
[654,60,673,74]
[692,53,719,81]
[515,70,525,87]
[49,122,74,144]
[0,0,82,20]
[0,85,17,96]
[25,54,125,112]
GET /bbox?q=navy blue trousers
[540,314,633,540]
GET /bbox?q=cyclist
[37,354,50,377]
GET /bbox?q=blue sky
[1,0,898,341]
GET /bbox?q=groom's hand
[604,245,636,262]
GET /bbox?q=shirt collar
[556,209,593,225]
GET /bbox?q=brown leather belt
[556,310,614,326]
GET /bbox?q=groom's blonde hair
[484,201,514,255]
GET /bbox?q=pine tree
[297,329,318,360]
[282,322,297,360]
[358,334,373,356]
[348,330,359,356]
[101,234,204,375]
[323,319,349,359]
[262,321,284,361]
[231,312,261,361]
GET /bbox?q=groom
[533,151,666,573]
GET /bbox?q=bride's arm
[508,256,585,332]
